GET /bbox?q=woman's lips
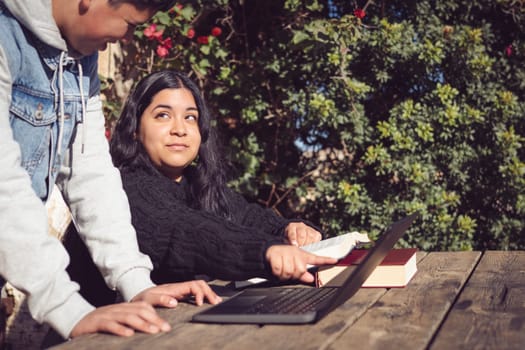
[166,143,188,150]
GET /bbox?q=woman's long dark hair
[110,70,231,218]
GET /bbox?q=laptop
[192,212,419,324]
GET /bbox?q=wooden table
[51,251,525,349]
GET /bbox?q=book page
[301,231,371,260]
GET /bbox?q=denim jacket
[0,0,154,339]
[6,25,95,201]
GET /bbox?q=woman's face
[138,88,201,181]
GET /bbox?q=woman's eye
[186,114,198,121]
[155,112,170,119]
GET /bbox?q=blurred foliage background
[101,0,525,250]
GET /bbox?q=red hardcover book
[315,248,418,288]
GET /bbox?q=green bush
[103,0,525,250]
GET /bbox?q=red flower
[156,45,169,58]
[187,28,195,39]
[197,35,209,45]
[211,26,222,37]
[105,128,111,140]
[153,31,164,41]
[160,37,173,49]
[505,44,513,57]
[144,24,156,37]
[144,24,164,41]
[354,8,366,19]
[155,37,172,58]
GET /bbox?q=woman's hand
[265,245,337,283]
[285,222,322,247]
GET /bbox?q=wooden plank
[328,251,481,350]
[135,307,261,349]
[220,288,388,350]
[136,282,388,349]
[430,251,525,350]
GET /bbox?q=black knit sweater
[121,167,295,284]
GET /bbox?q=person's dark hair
[110,70,232,218]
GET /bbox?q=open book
[234,231,371,289]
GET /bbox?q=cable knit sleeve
[226,188,289,236]
[121,169,286,283]
[226,188,326,239]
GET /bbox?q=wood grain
[430,251,525,350]
[52,251,525,350]
[327,251,481,350]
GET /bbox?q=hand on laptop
[265,245,338,283]
[285,222,322,247]
[132,280,223,307]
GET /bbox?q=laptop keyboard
[246,287,338,314]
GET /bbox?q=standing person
[0,0,221,343]
[110,70,337,284]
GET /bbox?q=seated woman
[110,70,336,285]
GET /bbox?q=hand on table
[70,280,222,338]
[70,301,168,338]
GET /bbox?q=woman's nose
[170,118,187,136]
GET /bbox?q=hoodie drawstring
[56,51,66,158]
[78,62,86,154]
[56,51,86,157]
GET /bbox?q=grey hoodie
[0,0,155,339]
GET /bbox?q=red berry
[505,44,513,57]
[197,36,209,45]
[354,8,366,19]
[211,26,222,37]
